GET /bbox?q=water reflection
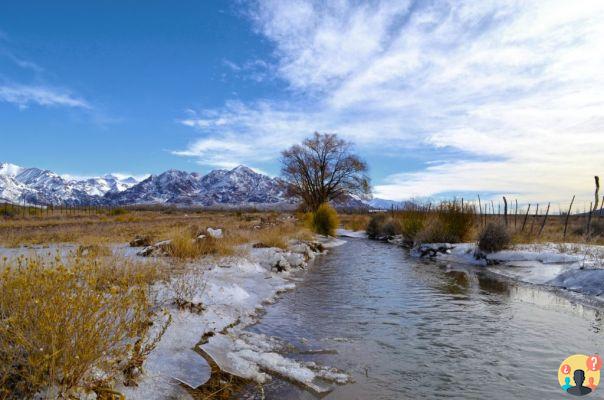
[242,238,604,400]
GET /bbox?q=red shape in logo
[561,364,571,375]
[587,354,603,372]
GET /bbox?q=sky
[1,0,604,208]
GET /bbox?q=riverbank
[116,235,349,399]
[0,230,349,399]
[366,232,604,305]
[235,236,604,399]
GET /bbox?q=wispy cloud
[0,85,90,109]
[177,0,604,204]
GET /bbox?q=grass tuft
[307,203,339,236]
[0,255,164,398]
[478,222,512,253]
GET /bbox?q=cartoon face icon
[559,355,601,397]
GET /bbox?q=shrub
[343,214,369,231]
[436,201,475,242]
[382,218,402,237]
[107,208,128,216]
[167,228,234,259]
[415,201,475,244]
[0,256,163,398]
[478,222,512,253]
[399,211,428,241]
[0,205,17,218]
[415,218,450,244]
[308,203,339,236]
[573,220,604,237]
[366,214,387,239]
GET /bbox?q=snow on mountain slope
[106,165,288,206]
[366,198,409,210]
[0,163,25,177]
[0,162,140,205]
[196,165,286,205]
[0,162,380,208]
[105,170,204,205]
[0,174,28,204]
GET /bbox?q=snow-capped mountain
[0,162,377,209]
[0,162,140,205]
[366,198,409,210]
[105,165,287,206]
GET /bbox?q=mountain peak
[0,162,25,177]
[230,165,255,174]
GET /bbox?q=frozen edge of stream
[408,241,604,305]
[115,235,349,400]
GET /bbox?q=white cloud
[0,85,90,109]
[177,0,604,204]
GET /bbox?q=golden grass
[306,203,339,236]
[0,210,284,248]
[364,201,604,245]
[166,229,236,260]
[251,221,312,249]
[0,209,316,398]
[0,255,165,398]
[340,214,370,231]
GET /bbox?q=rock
[307,241,325,253]
[285,252,305,268]
[267,252,290,272]
[253,242,270,248]
[290,243,314,260]
[129,235,152,247]
[154,239,172,249]
[136,246,155,257]
[414,243,454,258]
[207,227,223,238]
[136,239,172,257]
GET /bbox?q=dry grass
[362,202,604,245]
[0,209,314,398]
[340,214,370,231]
[306,203,339,236]
[478,222,512,253]
[0,210,307,248]
[0,255,166,399]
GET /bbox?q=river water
[242,238,604,399]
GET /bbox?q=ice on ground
[549,269,604,296]
[206,227,223,238]
[336,228,367,238]
[318,236,346,248]
[114,237,347,399]
[201,331,350,394]
[410,242,604,299]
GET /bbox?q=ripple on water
[245,238,604,399]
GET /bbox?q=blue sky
[1,1,603,206]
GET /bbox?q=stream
[241,238,604,399]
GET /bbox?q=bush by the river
[478,222,512,253]
[366,214,387,239]
[416,201,475,244]
[308,203,339,236]
[366,214,402,239]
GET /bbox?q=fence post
[594,176,600,212]
[503,196,508,226]
[563,195,575,240]
[521,204,531,232]
[538,202,550,237]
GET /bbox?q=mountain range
[0,163,294,208]
[0,162,391,209]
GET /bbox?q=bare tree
[281,132,370,211]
